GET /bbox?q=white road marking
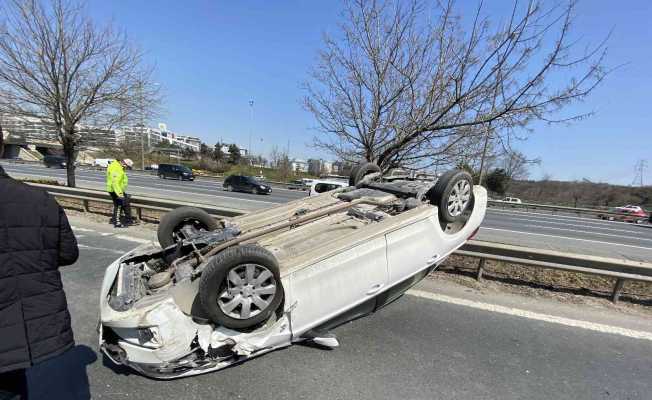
[488,207,642,228]
[114,235,152,244]
[480,227,652,251]
[486,212,641,234]
[510,223,652,242]
[77,244,126,255]
[72,227,96,233]
[408,289,652,341]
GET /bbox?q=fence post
[137,207,143,221]
[476,258,486,281]
[611,279,625,303]
[82,199,89,212]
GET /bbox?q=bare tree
[502,150,540,180]
[304,0,609,171]
[0,0,160,186]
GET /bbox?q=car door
[385,215,441,286]
[288,235,388,335]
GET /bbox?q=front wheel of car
[428,169,474,223]
[199,244,284,330]
[157,206,220,248]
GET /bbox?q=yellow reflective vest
[106,160,128,196]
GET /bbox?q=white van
[94,158,114,168]
[309,179,349,196]
[502,197,522,204]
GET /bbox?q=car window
[314,183,341,193]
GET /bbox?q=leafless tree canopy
[304,0,608,171]
[0,0,161,186]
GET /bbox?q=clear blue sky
[87,1,652,185]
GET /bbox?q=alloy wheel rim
[447,180,471,217]
[218,264,277,319]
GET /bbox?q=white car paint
[308,179,349,196]
[99,186,487,379]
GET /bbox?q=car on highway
[43,154,67,168]
[598,205,648,223]
[501,197,522,204]
[158,163,195,181]
[223,175,272,195]
[99,163,487,378]
[308,179,349,196]
[287,179,309,191]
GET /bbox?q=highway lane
[25,218,652,400]
[1,162,308,211]
[4,161,652,261]
[479,208,652,262]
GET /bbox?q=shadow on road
[27,345,97,400]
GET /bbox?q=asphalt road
[1,162,307,211]
[23,217,652,400]
[4,161,652,262]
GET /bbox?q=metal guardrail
[458,240,652,303]
[27,183,245,218]
[29,183,651,303]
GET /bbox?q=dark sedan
[223,175,272,195]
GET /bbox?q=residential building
[291,159,308,173]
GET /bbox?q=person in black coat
[0,154,79,399]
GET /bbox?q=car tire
[428,169,474,223]
[348,164,361,186]
[252,187,259,195]
[157,206,220,248]
[352,162,381,186]
[224,184,232,192]
[199,244,284,330]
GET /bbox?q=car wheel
[158,173,163,179]
[348,165,361,186]
[224,184,232,192]
[157,206,220,248]
[199,244,284,330]
[252,187,259,195]
[351,162,381,186]
[428,169,474,223]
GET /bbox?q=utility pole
[248,99,254,159]
[139,81,145,171]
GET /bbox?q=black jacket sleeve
[58,206,79,266]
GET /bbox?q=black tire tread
[157,206,219,248]
[429,169,474,223]
[199,244,284,329]
[353,162,381,186]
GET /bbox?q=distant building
[307,159,322,175]
[291,159,308,173]
[116,123,200,152]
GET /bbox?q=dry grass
[433,254,652,312]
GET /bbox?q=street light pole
[248,99,254,159]
[139,81,145,171]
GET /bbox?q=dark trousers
[109,192,132,225]
[0,369,28,400]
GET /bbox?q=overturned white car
[99,164,487,379]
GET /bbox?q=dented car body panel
[99,182,487,379]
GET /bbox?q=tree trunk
[63,135,77,188]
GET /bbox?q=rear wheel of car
[428,169,474,223]
[348,165,361,186]
[157,206,220,248]
[224,184,232,192]
[351,162,381,186]
[199,244,284,330]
